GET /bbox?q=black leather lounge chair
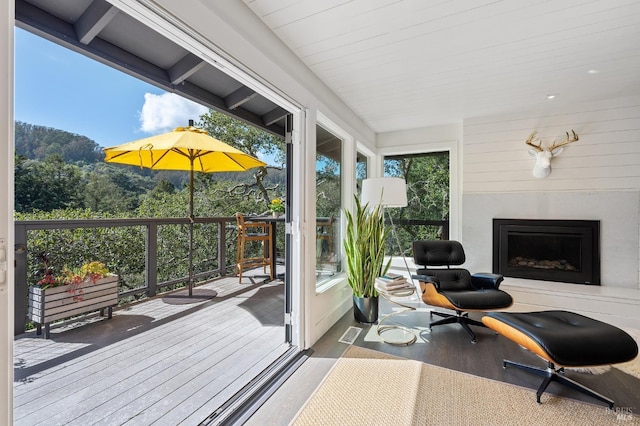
[412,240,513,343]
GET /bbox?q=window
[315,124,342,285]
[356,151,368,196]
[383,152,450,257]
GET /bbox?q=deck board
[13,274,288,426]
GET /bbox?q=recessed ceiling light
[546,94,556,100]
[587,69,599,74]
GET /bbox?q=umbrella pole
[189,165,194,297]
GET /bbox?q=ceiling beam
[168,53,205,85]
[179,81,284,136]
[75,0,119,45]
[225,86,257,110]
[262,106,289,126]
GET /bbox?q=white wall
[372,99,640,328]
[463,96,640,193]
[0,1,14,423]
[461,95,640,288]
[460,96,640,328]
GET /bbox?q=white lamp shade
[360,177,408,208]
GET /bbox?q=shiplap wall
[463,96,640,193]
[460,97,640,324]
[461,95,640,293]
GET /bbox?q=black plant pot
[352,295,379,324]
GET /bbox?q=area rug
[291,346,633,426]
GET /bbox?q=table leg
[377,289,418,346]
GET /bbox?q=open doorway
[13,2,304,423]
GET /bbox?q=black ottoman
[483,310,639,408]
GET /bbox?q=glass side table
[376,285,418,346]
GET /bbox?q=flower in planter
[35,253,110,301]
[269,198,285,214]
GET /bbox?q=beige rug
[291,346,638,426]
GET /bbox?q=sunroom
[2,1,640,424]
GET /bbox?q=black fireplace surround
[493,219,600,285]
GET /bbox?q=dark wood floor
[356,306,640,412]
[248,297,640,425]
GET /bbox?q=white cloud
[138,92,208,134]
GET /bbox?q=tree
[14,154,38,212]
[15,154,86,212]
[82,163,155,213]
[148,179,176,198]
[15,121,103,164]
[197,111,286,210]
[384,152,450,255]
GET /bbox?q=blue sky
[14,28,208,149]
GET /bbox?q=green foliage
[385,152,449,220]
[14,116,288,216]
[197,111,286,208]
[343,195,391,298]
[384,152,450,256]
[16,209,145,294]
[316,155,341,218]
[36,253,110,289]
[15,154,86,212]
[15,121,104,164]
[148,179,176,197]
[83,163,155,212]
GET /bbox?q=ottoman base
[503,359,613,409]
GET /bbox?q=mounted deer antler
[525,129,579,178]
[548,129,579,152]
[525,131,543,152]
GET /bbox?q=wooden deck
[13,273,289,426]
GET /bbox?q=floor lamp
[360,177,412,281]
[361,177,418,345]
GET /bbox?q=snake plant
[343,194,391,298]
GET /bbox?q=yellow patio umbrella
[104,124,266,296]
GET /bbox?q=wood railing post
[218,221,227,276]
[146,222,158,296]
[14,224,28,335]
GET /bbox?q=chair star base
[430,310,486,343]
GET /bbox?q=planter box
[28,275,118,338]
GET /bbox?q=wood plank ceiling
[243,0,640,133]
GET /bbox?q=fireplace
[493,219,600,285]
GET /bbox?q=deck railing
[14,216,448,335]
[14,216,239,335]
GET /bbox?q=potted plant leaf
[343,194,391,323]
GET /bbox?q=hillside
[13,120,286,214]
[15,121,104,164]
